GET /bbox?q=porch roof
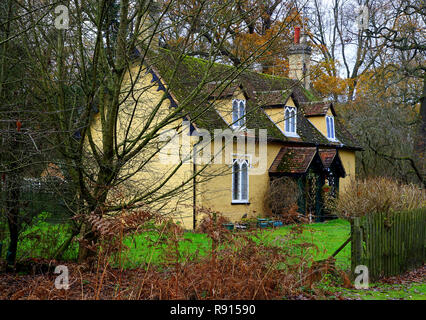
[269,146,317,174]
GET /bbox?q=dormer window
[326,115,336,140]
[284,106,297,136]
[232,99,246,128]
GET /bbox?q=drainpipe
[193,160,197,230]
[192,140,200,230]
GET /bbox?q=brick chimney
[138,1,161,52]
[288,27,312,90]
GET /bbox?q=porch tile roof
[269,146,317,174]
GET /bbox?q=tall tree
[366,0,425,186]
[161,0,304,73]
[0,0,55,265]
[0,0,288,261]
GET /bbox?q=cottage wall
[214,90,245,126]
[263,97,297,133]
[305,108,334,138]
[196,141,283,224]
[87,65,195,228]
[338,149,356,193]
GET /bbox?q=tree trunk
[77,222,99,263]
[6,217,18,266]
[53,225,81,261]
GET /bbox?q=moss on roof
[146,48,361,149]
[301,87,318,102]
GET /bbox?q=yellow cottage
[89,39,361,229]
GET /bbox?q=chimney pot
[294,27,300,44]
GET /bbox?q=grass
[258,219,351,269]
[326,283,426,300]
[1,216,351,269]
[120,230,212,268]
[0,213,79,261]
[117,219,351,269]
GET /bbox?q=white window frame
[232,158,249,203]
[284,106,298,137]
[232,99,246,129]
[326,115,337,141]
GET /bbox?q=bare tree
[295,0,424,186]
[366,0,425,186]
[0,0,57,265]
[0,0,301,262]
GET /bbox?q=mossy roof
[269,147,317,174]
[302,102,336,116]
[146,48,361,150]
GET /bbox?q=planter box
[272,221,283,227]
[222,223,234,231]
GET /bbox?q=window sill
[231,201,250,205]
[284,132,300,138]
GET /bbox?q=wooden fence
[351,208,426,282]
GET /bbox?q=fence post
[351,217,362,280]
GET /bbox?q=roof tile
[269,147,317,174]
[302,102,334,116]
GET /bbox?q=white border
[231,156,250,204]
[284,106,298,137]
[232,99,247,130]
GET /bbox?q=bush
[94,213,324,299]
[265,177,300,215]
[325,177,425,219]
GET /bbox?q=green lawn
[120,230,212,268]
[0,213,79,261]
[327,283,426,300]
[258,219,351,269]
[0,216,352,269]
[118,219,352,270]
